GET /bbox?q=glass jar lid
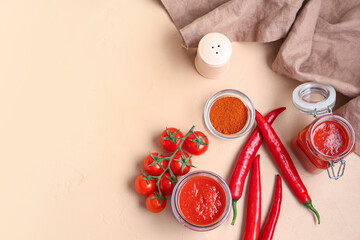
[292,82,336,117]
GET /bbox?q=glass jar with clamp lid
[291,83,356,180]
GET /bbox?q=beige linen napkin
[161,0,360,155]
[335,97,360,154]
[272,0,360,98]
[161,0,302,48]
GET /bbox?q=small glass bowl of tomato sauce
[204,89,255,139]
[171,170,232,231]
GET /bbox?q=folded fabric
[161,0,360,155]
[161,0,302,47]
[272,0,360,98]
[335,97,360,154]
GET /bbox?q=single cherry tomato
[143,153,168,176]
[160,127,184,152]
[146,192,166,213]
[184,131,209,155]
[170,151,194,176]
[159,172,177,195]
[134,174,155,195]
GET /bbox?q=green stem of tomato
[152,125,196,197]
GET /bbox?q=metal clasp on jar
[327,159,346,180]
[313,106,333,118]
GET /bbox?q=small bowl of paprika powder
[204,89,255,139]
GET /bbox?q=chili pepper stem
[231,199,239,225]
[304,200,320,224]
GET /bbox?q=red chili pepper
[259,175,282,240]
[229,107,286,225]
[255,110,320,224]
[242,155,261,240]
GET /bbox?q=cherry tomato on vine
[134,174,155,195]
[170,151,194,176]
[146,192,166,213]
[160,127,184,152]
[184,131,209,155]
[159,172,177,195]
[143,153,168,176]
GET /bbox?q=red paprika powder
[210,96,248,135]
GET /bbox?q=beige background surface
[0,1,359,239]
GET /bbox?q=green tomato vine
[143,125,200,202]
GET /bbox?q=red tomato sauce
[177,176,226,226]
[313,120,348,156]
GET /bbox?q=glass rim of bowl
[204,89,255,139]
[171,170,232,231]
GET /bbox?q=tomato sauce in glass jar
[291,83,356,179]
[171,171,231,231]
[178,175,226,225]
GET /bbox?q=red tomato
[134,174,156,195]
[170,151,193,176]
[159,172,177,195]
[160,127,184,152]
[146,192,166,213]
[184,131,209,155]
[143,153,168,176]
